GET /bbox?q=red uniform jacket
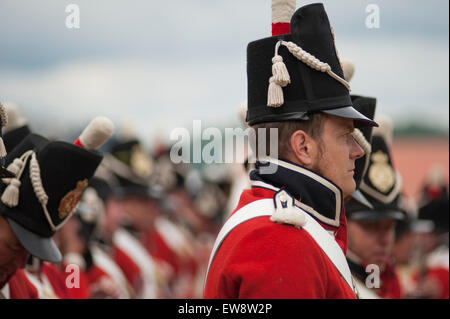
[378,263,403,299]
[204,159,356,299]
[3,269,39,299]
[143,227,198,279]
[112,245,143,295]
[40,262,70,299]
[421,267,449,299]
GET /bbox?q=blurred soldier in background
[1,104,62,299]
[96,134,162,298]
[0,130,104,298]
[393,177,449,299]
[0,102,114,299]
[56,177,130,299]
[412,177,449,299]
[339,59,376,211]
[393,212,421,298]
[345,117,405,299]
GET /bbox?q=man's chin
[369,258,388,272]
[342,182,356,200]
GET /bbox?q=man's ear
[289,130,314,167]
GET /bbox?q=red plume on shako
[271,0,296,36]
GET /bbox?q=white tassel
[271,191,306,228]
[271,55,290,86]
[6,158,23,176]
[0,138,6,158]
[1,178,21,207]
[267,77,284,107]
[271,205,306,228]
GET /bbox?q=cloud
[0,0,448,145]
[0,56,247,144]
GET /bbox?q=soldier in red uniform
[0,106,116,299]
[0,133,103,298]
[412,190,449,299]
[345,119,406,299]
[97,135,166,298]
[1,269,39,299]
[203,3,377,299]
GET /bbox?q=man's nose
[377,229,392,246]
[350,135,365,160]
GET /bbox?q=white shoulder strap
[205,199,273,289]
[204,198,357,295]
[23,270,44,299]
[113,228,158,299]
[90,243,132,299]
[0,283,10,299]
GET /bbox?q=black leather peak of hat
[246,3,355,126]
[351,95,377,189]
[110,139,140,165]
[108,137,154,195]
[0,133,103,238]
[418,196,449,233]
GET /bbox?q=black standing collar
[250,158,343,228]
[346,250,368,282]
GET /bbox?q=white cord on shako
[267,40,351,107]
[1,150,74,231]
[0,103,9,158]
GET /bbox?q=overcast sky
[0,0,448,146]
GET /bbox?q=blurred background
[0,0,448,299]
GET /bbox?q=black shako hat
[346,133,405,221]
[3,125,31,154]
[75,177,112,243]
[349,95,377,209]
[418,195,449,234]
[0,133,103,262]
[104,138,155,198]
[246,3,377,128]
[351,96,377,189]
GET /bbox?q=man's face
[121,196,159,231]
[393,232,416,265]
[0,216,29,283]
[313,116,364,198]
[348,219,396,270]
